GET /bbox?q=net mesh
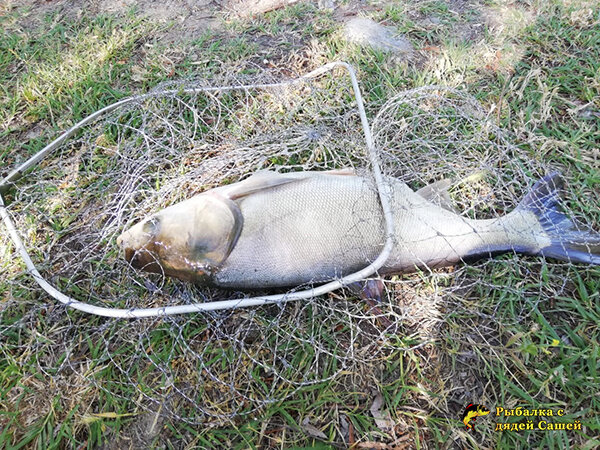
[1,67,598,434]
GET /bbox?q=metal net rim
[0,61,396,318]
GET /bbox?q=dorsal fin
[216,168,357,200]
[416,178,456,212]
[215,171,301,200]
[322,168,356,176]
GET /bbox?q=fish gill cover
[1,66,598,433]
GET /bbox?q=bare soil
[9,0,221,40]
[9,0,495,44]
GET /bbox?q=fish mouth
[116,232,128,262]
[123,246,209,282]
[116,232,135,264]
[117,231,160,271]
[123,247,164,274]
[117,230,211,283]
[116,232,123,247]
[116,230,130,252]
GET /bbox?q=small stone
[421,16,442,28]
[344,17,413,56]
[318,0,334,10]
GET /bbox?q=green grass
[1,0,599,447]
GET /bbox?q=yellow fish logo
[462,404,490,431]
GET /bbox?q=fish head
[116,192,243,283]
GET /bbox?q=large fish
[116,170,600,288]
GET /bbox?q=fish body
[117,170,600,288]
[216,172,383,287]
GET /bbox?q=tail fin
[517,173,600,265]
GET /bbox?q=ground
[1,0,599,448]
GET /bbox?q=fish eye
[143,217,160,235]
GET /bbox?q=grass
[1,0,599,448]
